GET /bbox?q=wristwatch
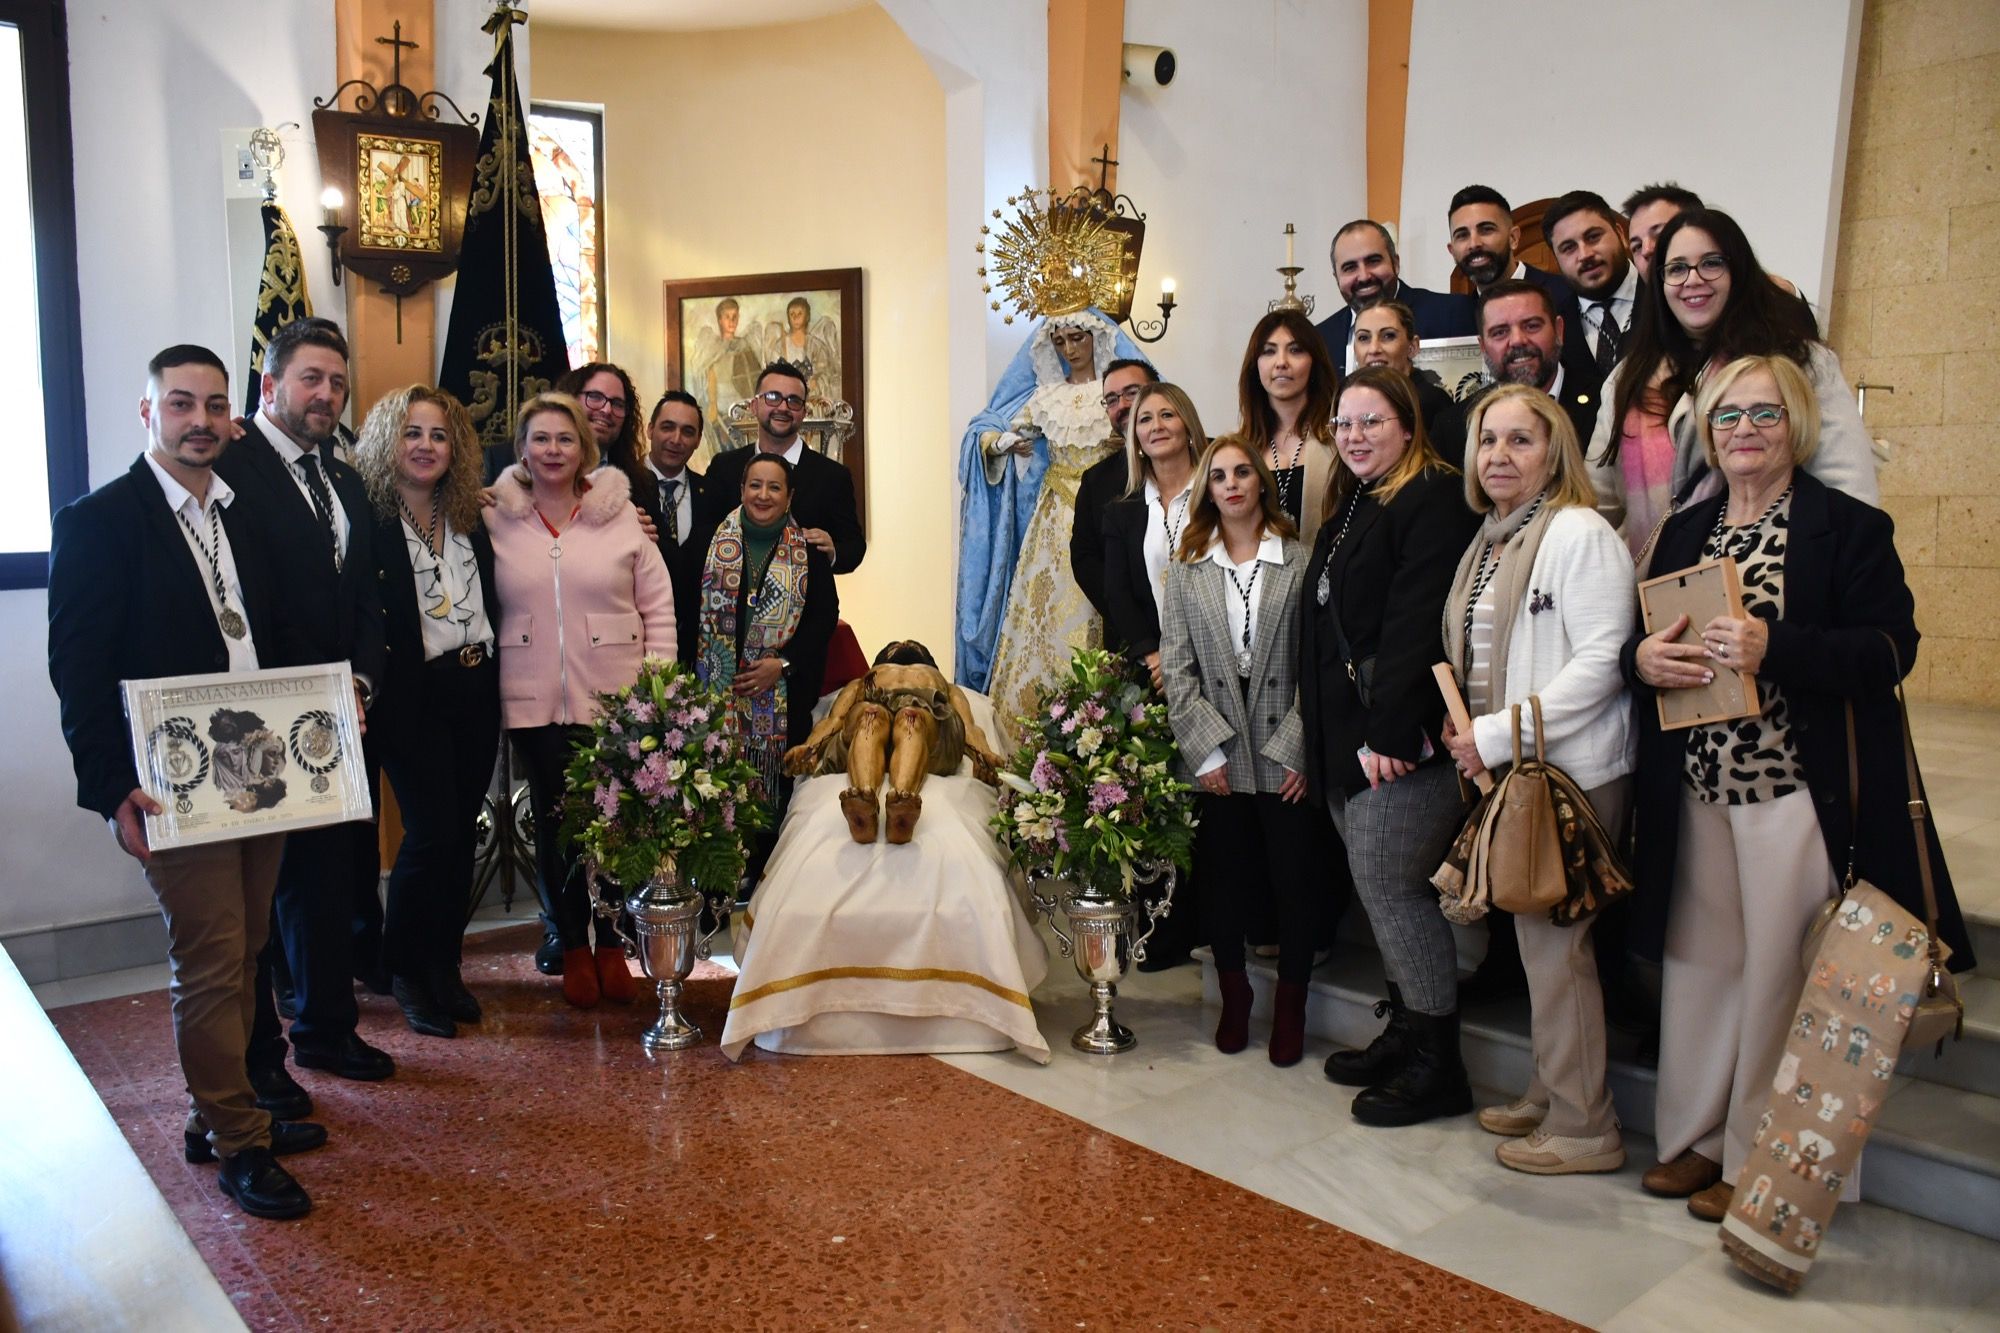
[776,655,792,674]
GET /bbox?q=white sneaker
[1496,1129,1626,1175]
[1477,1097,1546,1137]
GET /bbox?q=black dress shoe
[392,975,457,1038]
[186,1119,328,1164]
[218,1146,312,1220]
[248,1063,314,1120]
[292,1034,396,1081]
[535,931,565,976]
[429,964,482,1024]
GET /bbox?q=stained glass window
[528,104,603,367]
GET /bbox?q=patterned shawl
[698,508,811,795]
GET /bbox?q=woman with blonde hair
[1101,382,1207,689]
[1438,384,1638,1173]
[1299,366,1479,1125]
[485,392,677,1007]
[353,385,500,1037]
[1159,435,1318,1061]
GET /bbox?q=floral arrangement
[562,657,771,894]
[991,648,1197,898]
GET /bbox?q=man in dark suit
[48,344,325,1219]
[644,389,717,664]
[214,318,393,1092]
[704,361,865,588]
[1445,185,1596,380]
[1543,190,1637,379]
[1069,356,1158,620]
[1464,279,1605,444]
[1313,219,1476,368]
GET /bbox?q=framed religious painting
[310,105,477,297]
[122,663,373,850]
[662,267,865,527]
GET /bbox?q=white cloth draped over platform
[721,694,1051,1064]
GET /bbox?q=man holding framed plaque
[48,345,325,1220]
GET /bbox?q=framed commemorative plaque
[121,662,372,850]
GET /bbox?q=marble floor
[27,702,2000,1330]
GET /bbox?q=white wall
[1397,0,1863,313]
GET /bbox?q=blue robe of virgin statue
[954,311,1145,690]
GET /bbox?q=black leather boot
[392,974,457,1038]
[1350,1008,1473,1126]
[1323,981,1411,1086]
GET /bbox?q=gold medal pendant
[219,607,247,640]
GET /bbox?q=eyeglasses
[1332,413,1395,434]
[1101,385,1144,410]
[1662,255,1728,286]
[580,389,628,415]
[758,391,807,410]
[1708,403,1787,432]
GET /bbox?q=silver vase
[616,868,728,1053]
[1028,867,1174,1055]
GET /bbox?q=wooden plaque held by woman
[1638,556,1759,730]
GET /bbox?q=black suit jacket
[1100,494,1164,659]
[1458,358,1605,453]
[1619,471,1975,970]
[1315,281,1477,364]
[1296,467,1478,798]
[48,457,289,820]
[1416,375,1466,462]
[644,466,719,664]
[370,509,499,744]
[213,420,387,691]
[703,444,865,577]
[1512,264,1601,390]
[1070,452,1128,620]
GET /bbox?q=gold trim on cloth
[729,966,1032,1011]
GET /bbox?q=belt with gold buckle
[458,643,488,668]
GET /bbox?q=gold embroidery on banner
[728,965,1032,1011]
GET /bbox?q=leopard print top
[1683,493,1808,804]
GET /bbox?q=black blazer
[703,445,865,577]
[48,457,288,820]
[1070,451,1128,620]
[370,509,500,744]
[1620,471,1975,970]
[1415,374,1465,462]
[1297,466,1478,798]
[1315,281,1476,358]
[1100,493,1163,659]
[213,420,387,690]
[643,466,720,665]
[1459,363,1604,455]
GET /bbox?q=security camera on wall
[1123,44,1175,88]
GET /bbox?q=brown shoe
[840,787,879,843]
[1641,1149,1721,1198]
[1687,1180,1734,1222]
[884,790,922,845]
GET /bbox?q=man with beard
[704,360,865,593]
[1445,185,1594,376]
[1543,190,1637,378]
[1313,218,1474,364]
[48,344,326,1219]
[1464,279,1604,444]
[216,318,393,1098]
[1069,356,1158,621]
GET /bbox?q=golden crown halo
[977,185,1130,324]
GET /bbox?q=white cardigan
[1468,506,1637,791]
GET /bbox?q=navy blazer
[1620,471,1975,970]
[1314,281,1477,365]
[48,456,289,820]
[213,419,387,691]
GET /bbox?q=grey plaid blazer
[1159,537,1308,793]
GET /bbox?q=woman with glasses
[1623,353,1973,1220]
[1299,367,1479,1126]
[1587,209,1878,556]
[555,362,665,538]
[353,386,500,1039]
[1231,309,1343,545]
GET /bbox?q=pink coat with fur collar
[483,465,676,729]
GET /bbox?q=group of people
[48,320,864,1220]
[983,181,1975,1224]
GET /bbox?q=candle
[320,185,344,224]
[1285,223,1295,269]
[1160,276,1177,301]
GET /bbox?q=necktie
[660,478,681,544]
[1591,301,1621,376]
[297,451,341,570]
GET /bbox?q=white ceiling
[529,0,871,32]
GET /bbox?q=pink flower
[629,700,657,724]
[625,740,644,761]
[722,799,736,831]
[632,751,672,800]
[1060,714,1079,735]
[1079,701,1107,724]
[1030,752,1059,792]
[592,780,622,819]
[1088,780,1129,815]
[663,729,687,752]
[1049,701,1068,719]
[1129,704,1146,725]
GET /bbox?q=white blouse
[1141,475,1194,626]
[405,518,494,661]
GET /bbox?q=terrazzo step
[1199,946,2000,1241]
[1967,909,2000,981]
[1893,972,2000,1097]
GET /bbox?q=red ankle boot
[1270,980,1308,1067]
[1216,970,1253,1053]
[562,948,600,1007]
[595,946,639,1003]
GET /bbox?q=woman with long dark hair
[1233,309,1343,545]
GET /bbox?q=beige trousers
[1654,789,1836,1179]
[1513,777,1631,1138]
[147,833,287,1157]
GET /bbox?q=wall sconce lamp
[1126,277,1176,345]
[318,186,347,287]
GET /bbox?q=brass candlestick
[1270,222,1314,316]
